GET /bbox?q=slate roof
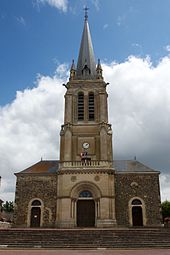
[76,16,96,79]
[113,160,159,173]
[16,160,59,175]
[15,160,159,175]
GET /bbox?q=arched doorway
[131,199,143,226]
[30,200,41,227]
[77,190,95,227]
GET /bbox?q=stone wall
[56,169,116,228]
[115,172,162,226]
[0,221,12,228]
[14,173,57,227]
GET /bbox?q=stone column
[99,92,108,122]
[64,93,72,123]
[100,127,108,160]
[63,126,72,161]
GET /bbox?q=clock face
[83,142,89,149]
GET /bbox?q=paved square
[0,249,170,255]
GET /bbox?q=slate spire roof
[76,8,96,80]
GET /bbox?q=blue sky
[1,0,170,202]
[1,0,170,105]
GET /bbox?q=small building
[14,11,162,228]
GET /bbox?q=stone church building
[14,12,162,228]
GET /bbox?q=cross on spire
[84,6,89,21]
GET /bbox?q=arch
[70,181,101,200]
[31,200,41,206]
[70,182,101,227]
[88,92,95,121]
[27,198,44,227]
[132,199,142,205]
[128,197,146,227]
[77,92,84,121]
[79,190,93,198]
[82,65,91,76]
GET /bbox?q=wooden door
[77,200,95,227]
[132,206,143,226]
[30,207,41,227]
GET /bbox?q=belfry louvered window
[78,92,84,120]
[88,92,95,121]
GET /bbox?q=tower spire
[76,7,96,80]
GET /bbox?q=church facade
[14,13,162,228]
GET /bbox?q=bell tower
[57,9,116,228]
[60,9,113,163]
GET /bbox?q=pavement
[0,249,170,255]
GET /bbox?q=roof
[113,160,159,173]
[15,159,159,175]
[16,160,59,175]
[76,17,96,79]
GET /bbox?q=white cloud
[1,57,170,202]
[36,0,68,12]
[103,56,170,162]
[117,14,126,27]
[103,24,108,30]
[103,56,170,201]
[91,0,100,11]
[0,68,66,201]
[160,174,170,201]
[116,6,136,27]
[165,45,170,53]
[131,43,142,49]
[15,16,26,26]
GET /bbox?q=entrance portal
[30,207,41,227]
[77,200,95,227]
[132,206,143,226]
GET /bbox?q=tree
[161,200,170,221]
[2,201,14,213]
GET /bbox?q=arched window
[88,92,95,121]
[78,92,84,121]
[31,200,41,206]
[132,199,142,205]
[79,190,93,198]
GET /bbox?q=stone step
[0,228,170,249]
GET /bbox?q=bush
[161,200,170,221]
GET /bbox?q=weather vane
[84,6,89,21]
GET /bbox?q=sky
[0,0,170,202]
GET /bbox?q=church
[14,11,162,228]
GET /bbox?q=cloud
[103,56,170,161]
[1,13,6,20]
[131,43,142,49]
[160,175,170,201]
[165,45,170,53]
[36,0,68,12]
[116,6,136,27]
[117,14,127,27]
[0,67,66,201]
[1,57,170,202]
[15,16,26,26]
[103,24,108,30]
[103,56,170,201]
[91,0,100,11]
